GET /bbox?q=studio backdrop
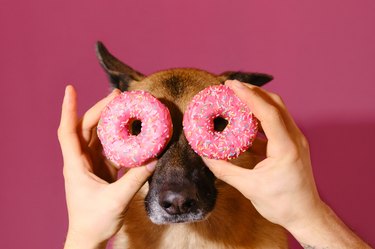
[0,0,374,248]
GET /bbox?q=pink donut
[183,85,258,160]
[97,91,173,167]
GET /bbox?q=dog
[95,41,287,249]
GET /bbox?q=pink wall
[1,0,374,248]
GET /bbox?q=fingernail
[110,88,121,96]
[64,85,71,103]
[224,80,234,85]
[231,80,245,89]
[146,161,157,172]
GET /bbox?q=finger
[259,90,303,136]
[57,85,82,159]
[203,157,256,194]
[225,80,294,156]
[257,122,265,133]
[108,161,157,205]
[79,89,121,143]
[242,83,303,138]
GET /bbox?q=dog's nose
[159,189,198,215]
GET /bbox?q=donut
[97,91,173,167]
[183,85,258,160]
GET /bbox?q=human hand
[203,80,323,232]
[204,80,372,248]
[58,86,156,249]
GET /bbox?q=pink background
[1,0,374,248]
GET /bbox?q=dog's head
[96,42,273,224]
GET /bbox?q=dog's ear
[218,71,273,87]
[96,41,145,90]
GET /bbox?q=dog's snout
[159,187,198,215]
[145,139,217,224]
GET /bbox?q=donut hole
[213,116,228,132]
[129,119,142,136]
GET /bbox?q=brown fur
[96,43,287,249]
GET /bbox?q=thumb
[109,161,157,206]
[203,158,256,195]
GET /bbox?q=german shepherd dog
[96,42,287,249]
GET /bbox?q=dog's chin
[146,200,210,225]
[148,211,208,225]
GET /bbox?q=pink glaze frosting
[183,85,258,160]
[97,91,173,167]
